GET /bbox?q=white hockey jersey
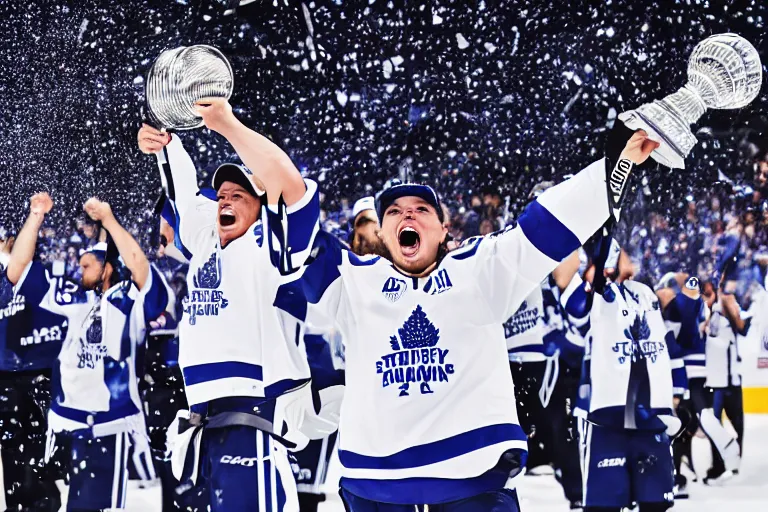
[296,159,610,504]
[15,260,169,436]
[504,285,546,363]
[706,298,751,388]
[158,136,319,418]
[587,280,675,431]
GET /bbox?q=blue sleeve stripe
[338,423,526,470]
[17,261,50,304]
[274,281,308,321]
[141,267,169,323]
[183,361,263,386]
[450,238,483,261]
[264,378,311,399]
[564,283,591,320]
[518,201,582,262]
[301,231,343,304]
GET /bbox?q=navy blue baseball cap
[375,179,444,222]
[212,163,264,198]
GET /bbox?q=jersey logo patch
[613,313,665,364]
[503,300,540,338]
[376,305,454,397]
[186,251,229,325]
[78,304,107,369]
[382,277,407,303]
[424,269,453,295]
[0,295,25,320]
[194,252,223,289]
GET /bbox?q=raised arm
[83,198,150,290]
[7,193,52,285]
[194,97,306,207]
[720,293,749,335]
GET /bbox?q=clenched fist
[621,130,661,165]
[194,97,238,134]
[29,192,53,216]
[84,198,114,223]
[138,123,171,154]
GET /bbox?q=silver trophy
[619,33,762,169]
[146,45,234,131]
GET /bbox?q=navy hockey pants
[341,488,521,512]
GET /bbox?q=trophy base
[618,109,693,170]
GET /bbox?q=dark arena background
[0,1,768,511]
[1,1,766,248]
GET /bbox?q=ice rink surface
[83,415,768,512]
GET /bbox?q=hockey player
[504,271,550,472]
[288,128,659,510]
[539,251,585,510]
[348,196,385,257]
[569,237,686,512]
[138,96,320,512]
[702,279,749,484]
[295,196,379,512]
[0,235,66,511]
[6,193,170,511]
[658,273,738,495]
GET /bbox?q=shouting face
[79,253,105,290]
[216,181,261,246]
[351,210,385,257]
[379,196,447,276]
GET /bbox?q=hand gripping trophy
[619,33,762,169]
[145,45,234,131]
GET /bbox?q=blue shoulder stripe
[518,201,581,262]
[300,231,343,304]
[449,237,483,261]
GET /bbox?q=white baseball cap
[352,196,376,221]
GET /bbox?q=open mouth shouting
[398,226,421,258]
[219,206,236,227]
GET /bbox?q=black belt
[179,411,297,449]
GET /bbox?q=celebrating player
[6,193,170,511]
[0,233,66,510]
[138,96,319,512]
[569,238,687,512]
[286,128,659,510]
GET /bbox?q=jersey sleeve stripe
[183,361,263,386]
[338,423,526,470]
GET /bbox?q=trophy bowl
[146,45,234,131]
[619,33,762,169]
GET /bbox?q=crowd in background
[5,153,768,302]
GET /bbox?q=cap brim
[377,184,442,220]
[212,164,262,197]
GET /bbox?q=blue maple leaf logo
[397,305,440,349]
[624,313,651,342]
[194,252,222,289]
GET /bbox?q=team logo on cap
[382,277,407,303]
[685,277,700,290]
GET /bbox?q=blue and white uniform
[294,159,611,505]
[705,299,751,389]
[580,280,681,509]
[14,259,169,510]
[663,290,707,382]
[0,260,67,372]
[158,135,319,512]
[0,258,68,509]
[505,286,545,363]
[294,312,345,501]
